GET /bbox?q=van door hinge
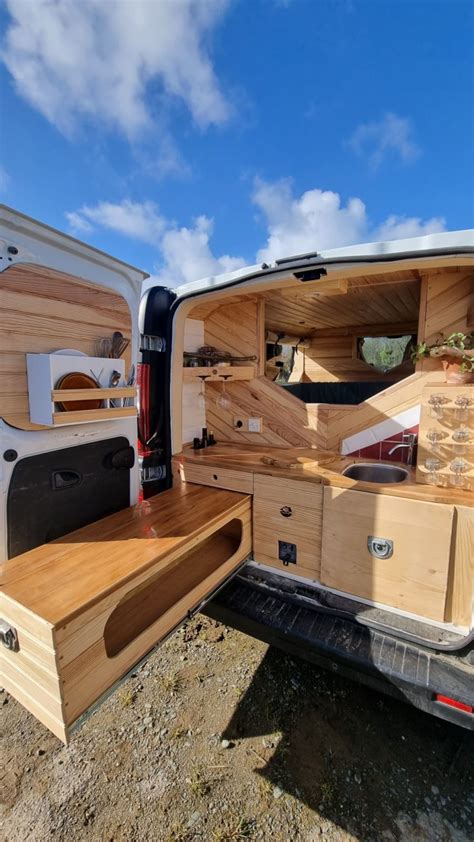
[0,619,19,651]
[140,334,167,352]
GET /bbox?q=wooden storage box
[26,353,137,426]
[0,484,251,743]
[177,461,254,494]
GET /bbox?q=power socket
[248,417,262,433]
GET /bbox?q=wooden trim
[444,505,474,626]
[51,386,136,401]
[53,407,137,425]
[182,366,255,382]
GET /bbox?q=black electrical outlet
[278,540,297,566]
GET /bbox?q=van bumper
[203,572,474,730]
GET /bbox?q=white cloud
[2,0,230,139]
[374,214,446,241]
[348,112,421,170]
[156,216,246,285]
[67,200,166,245]
[66,200,245,286]
[253,178,446,263]
[66,185,446,287]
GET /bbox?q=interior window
[357,335,415,373]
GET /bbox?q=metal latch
[367,536,394,560]
[0,619,19,651]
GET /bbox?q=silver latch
[367,536,394,560]
[0,619,19,651]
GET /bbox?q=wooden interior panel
[320,487,455,621]
[445,505,474,627]
[0,264,132,429]
[264,276,420,336]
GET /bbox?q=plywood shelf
[183,365,255,382]
[52,406,137,425]
[51,386,136,402]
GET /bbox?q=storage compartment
[7,437,133,557]
[178,461,254,494]
[253,475,323,579]
[0,484,251,743]
[26,353,137,426]
[320,487,455,621]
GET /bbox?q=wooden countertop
[1,483,250,627]
[177,444,473,506]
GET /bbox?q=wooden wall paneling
[444,505,474,627]
[205,376,328,449]
[0,264,132,430]
[204,299,261,364]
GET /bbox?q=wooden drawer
[254,474,322,509]
[0,485,251,743]
[320,487,455,621]
[253,476,323,579]
[178,461,254,494]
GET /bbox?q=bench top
[1,483,250,627]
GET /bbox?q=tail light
[137,362,150,449]
[435,694,473,714]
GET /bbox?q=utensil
[109,369,122,407]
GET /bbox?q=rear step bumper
[203,572,474,730]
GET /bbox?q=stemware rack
[416,383,474,491]
[26,353,137,426]
[182,365,255,382]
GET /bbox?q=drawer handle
[280,505,292,518]
[367,536,393,560]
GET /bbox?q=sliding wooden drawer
[253,475,323,579]
[320,487,454,621]
[0,484,251,743]
[178,461,254,494]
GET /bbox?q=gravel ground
[1,615,473,842]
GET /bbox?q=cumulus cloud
[348,112,421,170]
[2,0,230,139]
[66,200,245,286]
[253,178,446,263]
[66,184,446,286]
[66,200,166,245]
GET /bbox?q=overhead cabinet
[0,484,251,743]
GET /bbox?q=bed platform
[0,483,252,742]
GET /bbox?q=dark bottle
[201,427,209,448]
[208,431,216,446]
[192,437,201,450]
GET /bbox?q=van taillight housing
[137,362,150,450]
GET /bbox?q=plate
[55,372,102,412]
[52,349,88,357]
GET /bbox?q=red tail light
[435,694,473,714]
[137,362,150,449]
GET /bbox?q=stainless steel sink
[342,463,408,483]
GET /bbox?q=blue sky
[1,0,473,285]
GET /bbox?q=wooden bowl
[55,372,102,411]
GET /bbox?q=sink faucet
[388,432,417,466]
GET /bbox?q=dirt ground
[1,615,473,842]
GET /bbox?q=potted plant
[411,331,474,384]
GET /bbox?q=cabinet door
[320,488,454,621]
[253,475,323,579]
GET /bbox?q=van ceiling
[187,269,421,336]
[264,275,420,336]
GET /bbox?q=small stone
[143,716,153,727]
[354,772,362,785]
[431,785,439,796]
[36,748,46,756]
[186,811,201,828]
[220,738,231,749]
[273,785,284,800]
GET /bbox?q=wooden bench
[0,483,251,742]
